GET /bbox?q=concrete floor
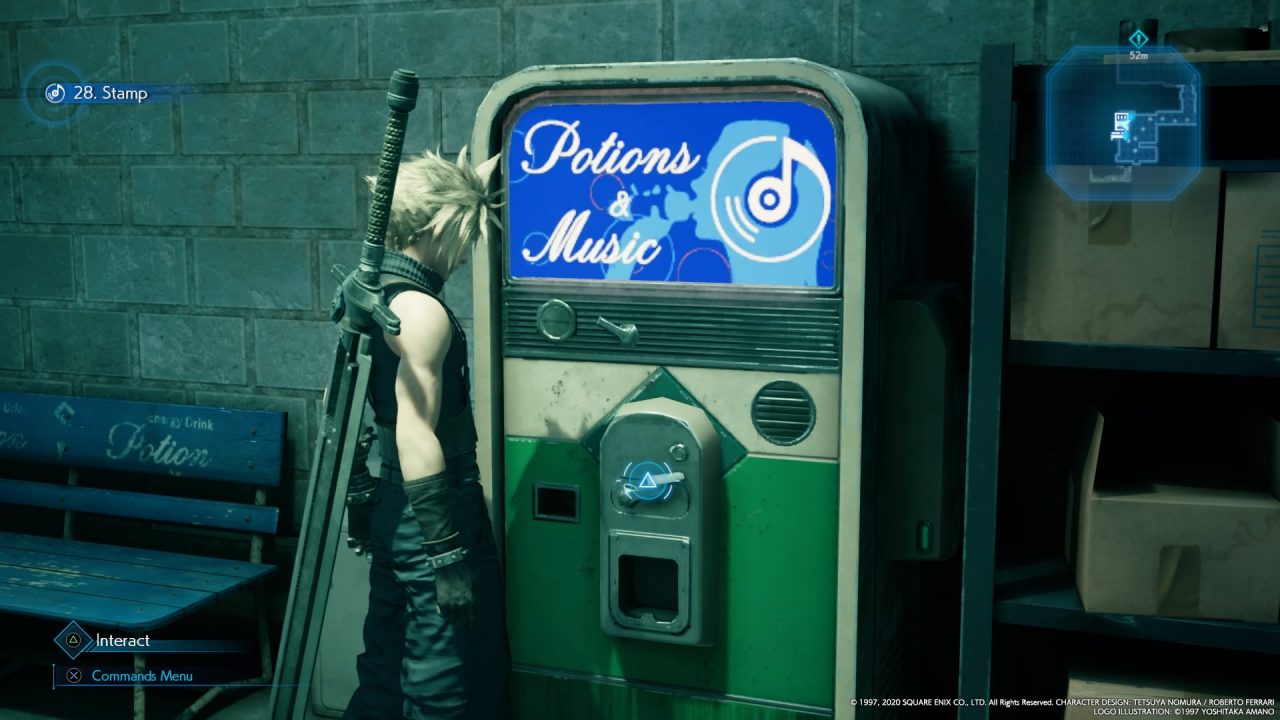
[207,690,271,720]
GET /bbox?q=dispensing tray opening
[618,555,679,622]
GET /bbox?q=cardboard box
[1009,166,1220,347]
[1217,172,1280,351]
[1064,671,1257,719]
[1070,408,1280,623]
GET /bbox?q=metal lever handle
[614,471,685,508]
[644,472,685,486]
[615,485,639,508]
[614,472,686,487]
[595,316,638,346]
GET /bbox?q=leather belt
[376,424,479,484]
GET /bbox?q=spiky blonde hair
[367,147,502,275]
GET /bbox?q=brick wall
[0,0,1273,532]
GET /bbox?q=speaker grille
[503,289,841,373]
[751,381,816,446]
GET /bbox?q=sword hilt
[343,69,421,338]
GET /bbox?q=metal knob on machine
[536,299,577,341]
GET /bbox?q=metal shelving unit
[994,573,1280,657]
[957,44,1280,718]
[1007,340,1280,377]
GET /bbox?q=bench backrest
[0,391,286,535]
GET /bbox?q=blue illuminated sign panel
[506,98,839,289]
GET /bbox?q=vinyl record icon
[709,134,832,264]
[21,61,86,127]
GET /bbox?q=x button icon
[65,667,82,684]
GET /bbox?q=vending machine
[468,59,939,719]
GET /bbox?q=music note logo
[709,135,832,264]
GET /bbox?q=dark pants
[344,464,511,720]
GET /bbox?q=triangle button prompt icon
[54,620,95,661]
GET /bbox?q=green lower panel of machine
[511,668,833,719]
[505,438,839,711]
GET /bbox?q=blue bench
[0,390,285,720]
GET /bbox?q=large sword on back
[269,68,420,720]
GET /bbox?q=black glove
[403,472,474,625]
[433,562,474,626]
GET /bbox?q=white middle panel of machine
[502,358,839,459]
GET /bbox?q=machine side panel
[830,68,931,715]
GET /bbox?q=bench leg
[134,653,145,720]
[174,585,275,720]
[254,584,273,682]
[178,686,224,720]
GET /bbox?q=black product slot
[533,483,579,523]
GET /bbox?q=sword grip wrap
[360,69,420,287]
